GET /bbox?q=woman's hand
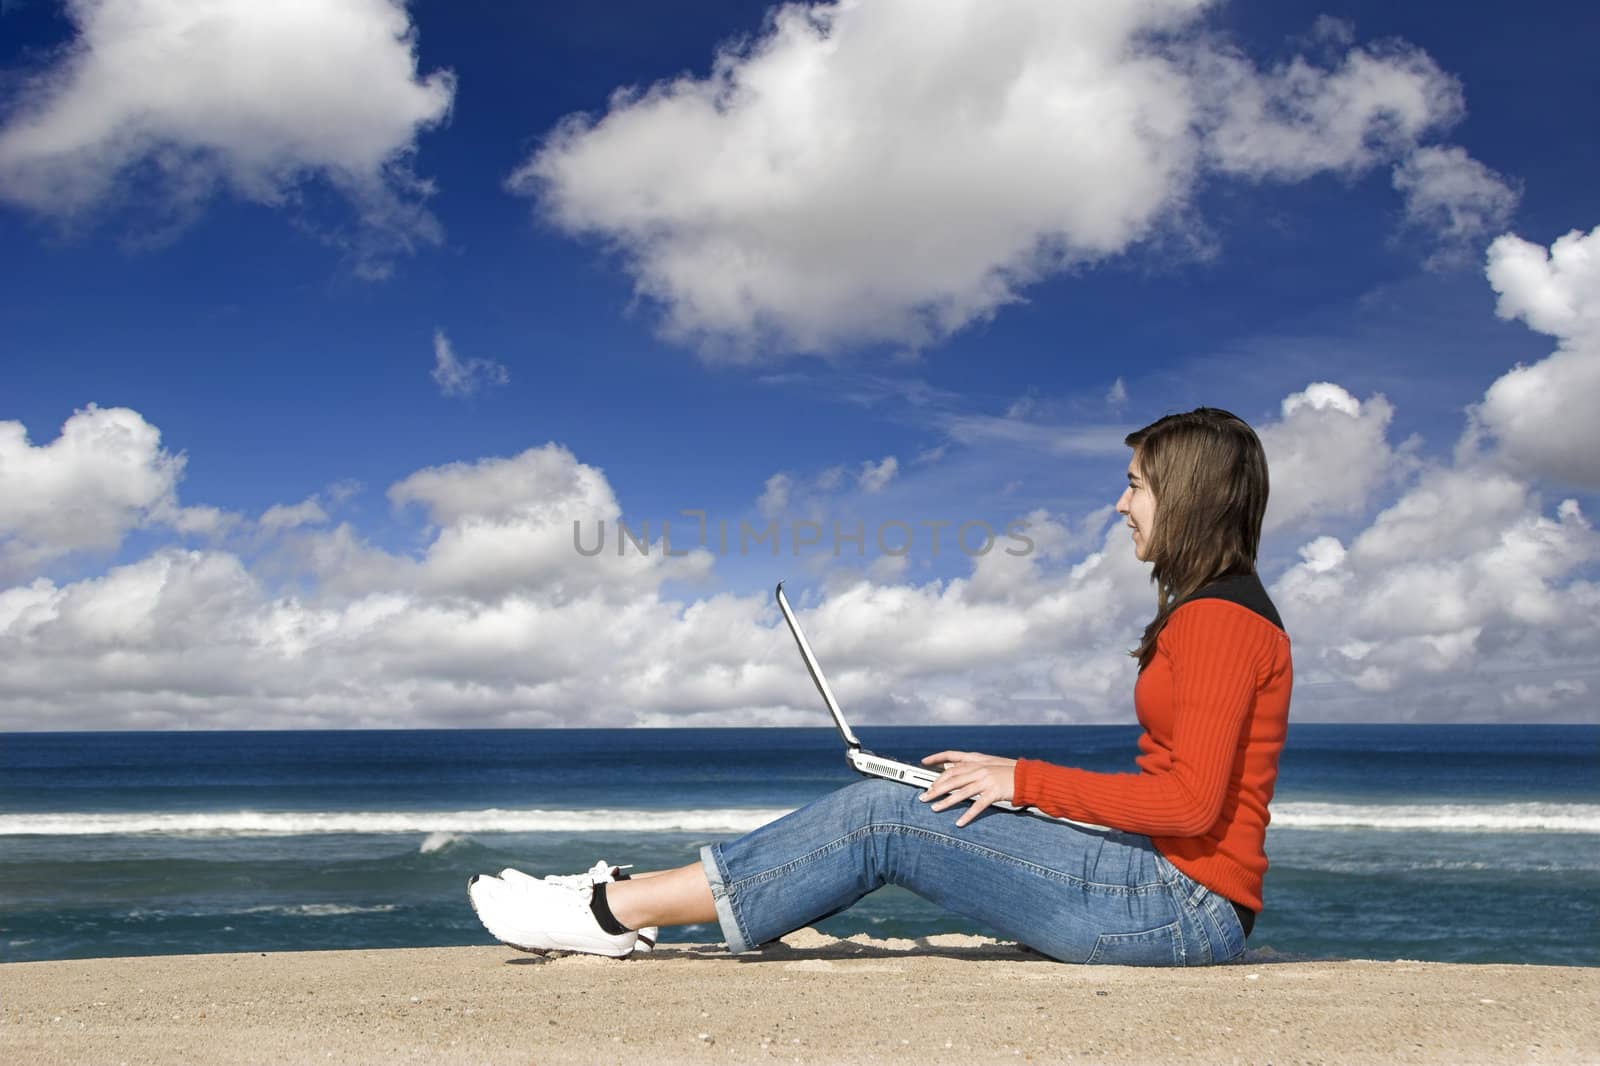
[919,750,1018,828]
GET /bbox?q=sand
[3,931,1596,1065]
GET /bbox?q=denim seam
[1165,864,1218,966]
[1191,897,1214,965]
[1086,920,1184,966]
[1172,895,1190,966]
[1174,873,1206,964]
[729,822,1170,898]
[1204,894,1239,963]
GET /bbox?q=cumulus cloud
[1257,250,1600,717]
[1471,226,1600,489]
[1347,467,1529,568]
[431,330,510,398]
[1392,145,1519,268]
[514,0,1480,358]
[1485,226,1600,342]
[0,404,217,577]
[1273,486,1598,715]
[0,407,1155,728]
[1258,383,1403,532]
[9,229,1600,730]
[0,0,455,276]
[381,443,711,604]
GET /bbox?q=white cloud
[0,404,191,576]
[515,0,1480,358]
[1258,383,1402,532]
[1257,290,1600,718]
[388,446,595,528]
[939,413,1128,456]
[0,0,454,277]
[1392,145,1519,268]
[9,234,1600,733]
[757,473,792,519]
[259,499,329,534]
[1273,488,1598,714]
[1471,226,1600,489]
[857,456,898,494]
[382,443,709,604]
[1005,396,1041,421]
[1485,226,1600,343]
[756,455,904,523]
[0,408,1155,729]
[168,505,236,537]
[1199,42,1461,179]
[1505,679,1587,711]
[865,552,909,584]
[431,330,510,399]
[1348,468,1529,567]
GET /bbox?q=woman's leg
[606,862,715,927]
[610,778,1245,965]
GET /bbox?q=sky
[1,0,1597,730]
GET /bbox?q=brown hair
[1126,407,1269,669]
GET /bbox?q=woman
[468,407,1292,965]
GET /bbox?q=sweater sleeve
[1012,602,1276,837]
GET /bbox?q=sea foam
[2,802,1597,836]
[1271,801,1600,833]
[0,807,794,837]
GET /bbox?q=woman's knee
[848,778,905,797]
[809,778,923,831]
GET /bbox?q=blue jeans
[700,779,1248,965]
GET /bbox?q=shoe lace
[541,860,630,889]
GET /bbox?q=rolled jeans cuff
[699,843,754,954]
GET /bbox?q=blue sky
[2,0,1597,728]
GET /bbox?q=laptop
[775,580,1105,828]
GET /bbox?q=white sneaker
[467,873,638,957]
[503,859,620,891]
[499,862,659,952]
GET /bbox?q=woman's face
[1116,454,1156,561]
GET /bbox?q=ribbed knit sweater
[1012,583,1293,912]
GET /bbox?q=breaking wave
[4,803,1596,837]
[1271,802,1600,833]
[0,807,795,837]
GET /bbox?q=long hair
[1127,407,1269,669]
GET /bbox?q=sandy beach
[3,931,1596,1065]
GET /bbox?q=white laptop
[775,580,1105,828]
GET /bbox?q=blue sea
[2,725,1596,966]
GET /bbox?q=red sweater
[1012,598,1292,912]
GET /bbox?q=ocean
[2,725,1596,966]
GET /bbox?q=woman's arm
[1013,603,1279,837]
